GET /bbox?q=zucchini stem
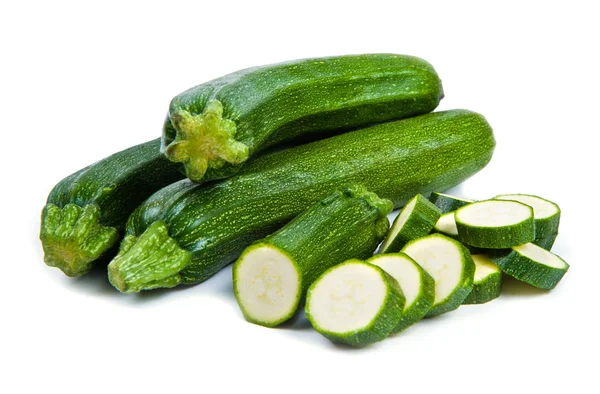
[40,203,118,277]
[165,100,249,181]
[107,221,191,293]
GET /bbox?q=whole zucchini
[40,139,184,277]
[109,110,495,293]
[162,54,443,182]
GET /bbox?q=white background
[1,1,598,393]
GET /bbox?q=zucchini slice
[455,200,535,248]
[233,186,392,327]
[488,243,569,290]
[463,254,502,304]
[305,259,405,347]
[533,233,558,250]
[368,253,434,332]
[401,234,475,317]
[494,194,560,239]
[429,192,473,213]
[379,194,441,253]
[163,54,443,182]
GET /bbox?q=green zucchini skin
[162,54,444,182]
[233,186,392,327]
[533,233,558,250]
[462,254,503,304]
[429,192,473,213]
[380,194,442,253]
[40,139,184,277]
[109,110,495,293]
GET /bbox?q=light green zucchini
[367,253,435,332]
[429,192,473,213]
[233,186,392,327]
[163,54,444,182]
[487,243,569,290]
[494,194,560,239]
[379,194,441,253]
[463,254,502,304]
[305,259,405,347]
[401,234,475,317]
[455,200,535,248]
[108,110,495,293]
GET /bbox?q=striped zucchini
[162,54,443,182]
[233,186,392,327]
[40,139,183,277]
[108,110,495,293]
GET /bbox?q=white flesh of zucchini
[234,245,300,325]
[435,212,458,236]
[380,198,416,251]
[456,200,532,227]
[308,263,387,333]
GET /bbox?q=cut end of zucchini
[306,259,404,346]
[107,221,191,293]
[233,244,301,327]
[494,194,561,239]
[40,203,118,277]
[165,99,249,181]
[463,254,502,304]
[434,211,459,236]
[455,200,534,248]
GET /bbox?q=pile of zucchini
[39,53,568,347]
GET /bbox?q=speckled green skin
[113,110,495,292]
[367,253,435,333]
[494,194,561,239]
[234,186,392,327]
[401,234,475,317]
[455,201,535,248]
[533,233,558,250]
[429,192,473,213]
[162,54,444,182]
[306,260,406,347]
[380,194,442,253]
[40,139,183,277]
[487,245,569,290]
[463,264,502,304]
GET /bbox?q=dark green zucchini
[109,109,495,293]
[162,54,443,182]
[40,139,184,277]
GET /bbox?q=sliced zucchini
[367,253,434,332]
[487,243,569,290]
[379,194,441,253]
[455,200,534,248]
[429,192,473,213]
[494,194,560,239]
[433,211,458,238]
[306,259,405,347]
[533,233,558,250]
[401,234,474,317]
[463,254,502,304]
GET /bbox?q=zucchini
[429,192,473,213]
[401,234,475,317]
[463,254,502,304]
[108,109,495,293]
[533,233,558,250]
[305,259,405,347]
[233,186,392,327]
[367,253,435,332]
[493,194,560,239]
[162,54,443,182]
[455,200,535,248]
[379,194,441,253]
[488,243,569,290]
[40,139,183,277]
